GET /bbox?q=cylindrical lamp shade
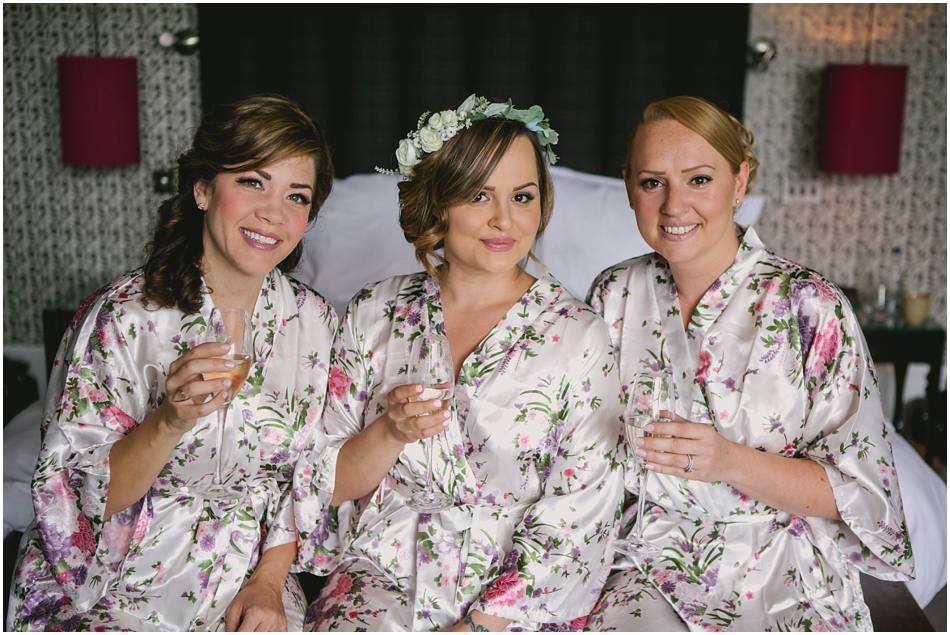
[58,56,140,166]
[820,64,907,174]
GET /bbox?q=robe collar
[653,224,766,339]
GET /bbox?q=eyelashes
[236,176,310,205]
[638,175,713,190]
[471,191,537,204]
[237,176,263,189]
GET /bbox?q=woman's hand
[224,577,287,632]
[441,610,510,632]
[159,341,235,434]
[331,383,452,505]
[382,383,451,444]
[635,417,741,483]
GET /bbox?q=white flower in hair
[418,126,444,153]
[376,93,559,178]
[440,109,458,129]
[395,138,420,174]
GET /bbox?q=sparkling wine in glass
[204,308,253,484]
[406,333,454,513]
[614,368,675,558]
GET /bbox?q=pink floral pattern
[299,272,625,631]
[8,269,336,631]
[326,366,352,400]
[586,226,913,631]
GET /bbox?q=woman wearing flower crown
[294,95,625,631]
[584,96,914,630]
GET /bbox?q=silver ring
[684,453,694,473]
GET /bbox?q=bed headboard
[42,309,75,380]
[295,166,765,316]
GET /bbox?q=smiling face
[195,154,315,285]
[442,134,542,278]
[625,119,749,276]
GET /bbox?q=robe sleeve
[30,296,153,611]
[270,290,337,555]
[472,323,626,624]
[795,278,914,581]
[293,293,374,575]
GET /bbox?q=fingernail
[431,400,441,408]
[414,385,423,393]
[645,463,655,470]
[223,379,232,387]
[636,449,646,458]
[442,410,451,420]
[634,439,644,447]
[225,360,236,368]
[645,423,655,432]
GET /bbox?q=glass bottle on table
[614,368,675,558]
[406,333,454,513]
[202,308,253,484]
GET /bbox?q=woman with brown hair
[585,96,914,630]
[8,94,338,631]
[295,95,625,631]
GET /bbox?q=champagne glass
[614,368,675,558]
[203,308,253,484]
[406,333,454,512]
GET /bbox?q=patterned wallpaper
[744,3,947,326]
[2,4,946,346]
[3,3,201,345]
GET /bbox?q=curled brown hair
[143,94,334,313]
[629,95,759,193]
[397,118,554,277]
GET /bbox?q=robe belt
[389,480,532,603]
[161,478,283,626]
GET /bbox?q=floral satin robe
[294,272,625,631]
[585,226,914,631]
[8,269,337,631]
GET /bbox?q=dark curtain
[198,4,749,178]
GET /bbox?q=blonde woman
[585,96,914,631]
[295,95,625,631]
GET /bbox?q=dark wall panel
[199,5,749,177]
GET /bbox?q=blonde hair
[629,95,758,193]
[398,118,554,277]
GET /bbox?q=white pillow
[3,400,43,537]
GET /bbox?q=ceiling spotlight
[747,37,777,72]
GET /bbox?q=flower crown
[376,93,559,179]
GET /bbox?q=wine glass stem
[422,435,436,495]
[215,404,228,484]
[634,468,650,540]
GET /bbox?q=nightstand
[861,322,946,463]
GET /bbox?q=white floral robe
[585,226,914,631]
[294,272,626,631]
[7,269,337,631]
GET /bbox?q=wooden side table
[861,322,946,462]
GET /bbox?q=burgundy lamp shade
[820,64,907,174]
[58,56,140,166]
